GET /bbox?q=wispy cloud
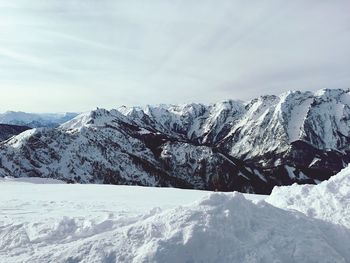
[0,0,349,112]
[0,47,48,66]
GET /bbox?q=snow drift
[267,165,350,229]
[1,191,350,262]
[1,165,350,262]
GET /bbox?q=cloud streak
[0,0,349,112]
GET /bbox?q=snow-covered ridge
[116,88,350,168]
[1,88,350,192]
[40,88,350,155]
[60,108,130,131]
[4,128,40,148]
[116,89,350,153]
[118,100,246,142]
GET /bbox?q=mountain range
[1,88,350,194]
[0,111,78,128]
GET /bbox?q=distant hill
[0,111,78,128]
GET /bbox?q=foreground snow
[267,165,350,229]
[1,170,350,262]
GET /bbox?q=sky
[0,0,349,112]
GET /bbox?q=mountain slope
[118,100,245,143]
[119,89,350,159]
[119,89,350,187]
[0,109,271,193]
[1,88,350,193]
[0,124,30,142]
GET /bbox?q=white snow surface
[1,173,350,262]
[267,165,350,229]
[0,176,64,184]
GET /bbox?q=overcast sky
[0,0,349,112]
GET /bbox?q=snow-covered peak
[63,88,350,156]
[214,99,245,111]
[314,88,346,99]
[117,105,144,118]
[220,88,350,159]
[2,88,350,193]
[60,108,130,131]
[116,100,246,142]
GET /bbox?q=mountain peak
[2,88,350,194]
[60,108,130,131]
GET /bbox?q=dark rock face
[1,89,350,194]
[0,124,30,142]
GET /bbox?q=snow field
[0,169,350,262]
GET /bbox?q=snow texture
[1,171,350,262]
[267,165,350,229]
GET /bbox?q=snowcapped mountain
[221,89,350,159]
[119,89,350,155]
[117,100,246,143]
[1,88,350,193]
[118,89,350,184]
[0,108,269,193]
[0,111,78,128]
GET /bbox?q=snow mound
[4,192,350,263]
[267,165,350,229]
